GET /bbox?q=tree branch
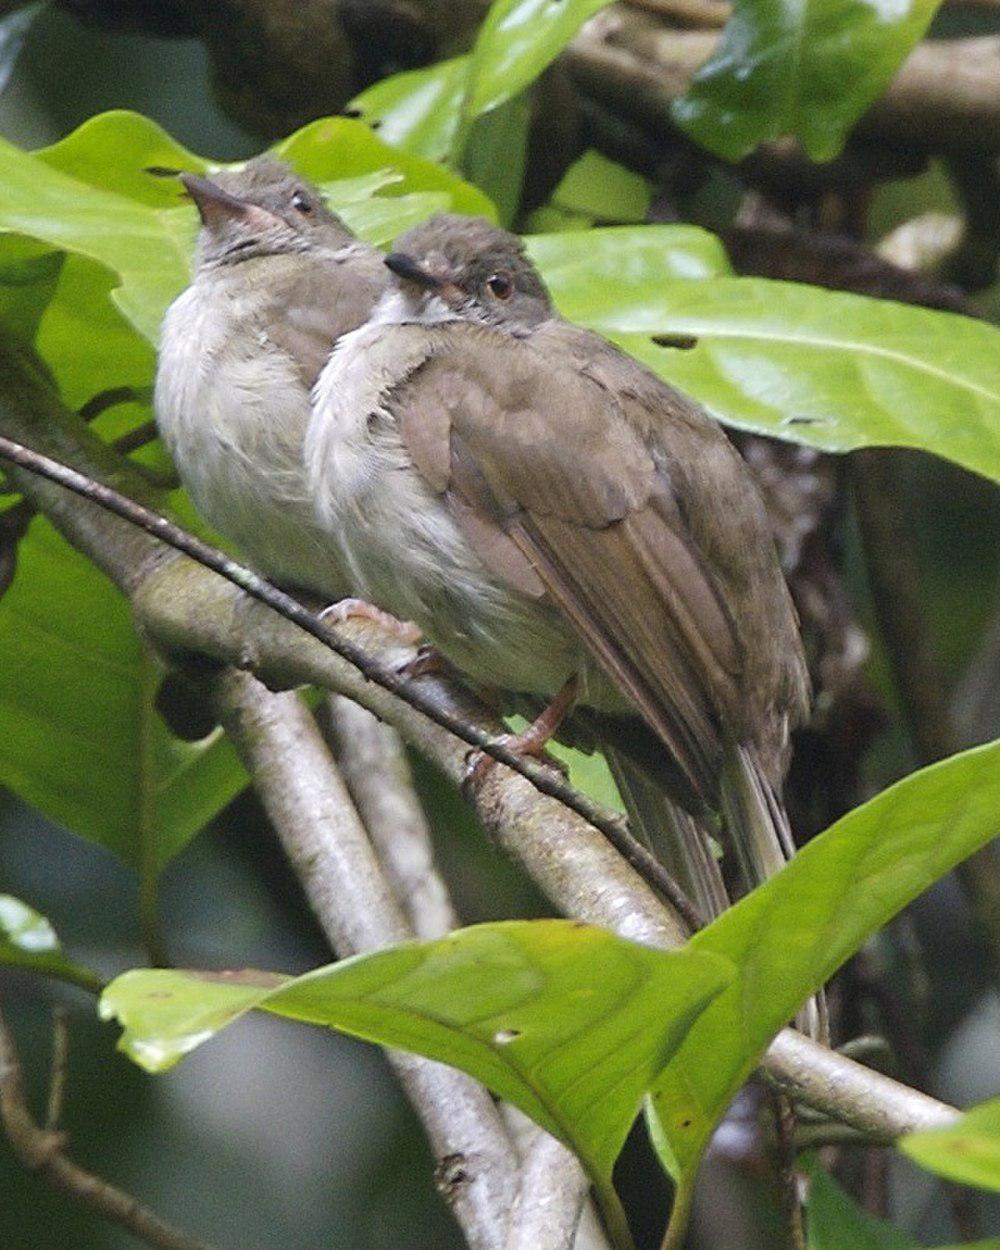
[324,695,462,940]
[0,430,702,930]
[210,671,521,1250]
[0,344,960,1159]
[567,15,1000,154]
[0,1000,215,1250]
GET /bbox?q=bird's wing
[393,325,745,805]
[265,255,386,389]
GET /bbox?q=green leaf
[462,0,615,123]
[102,920,733,1247]
[0,517,247,870]
[805,1162,917,1250]
[351,0,615,174]
[526,224,733,314]
[550,150,652,224]
[0,894,104,993]
[461,95,532,226]
[899,1098,1000,1193]
[350,59,471,162]
[673,0,941,162]
[525,234,1000,480]
[272,115,495,219]
[648,740,1000,1240]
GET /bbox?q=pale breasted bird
[155,156,387,598]
[305,214,814,968]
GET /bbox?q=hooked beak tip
[384,252,444,291]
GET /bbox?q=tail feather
[720,742,828,1042]
[606,739,827,1042]
[605,746,728,926]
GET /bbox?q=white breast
[306,320,587,698]
[155,278,346,597]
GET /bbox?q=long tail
[606,740,827,1041]
[605,745,728,925]
[720,741,828,1042]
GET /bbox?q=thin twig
[211,671,521,1250]
[772,1093,806,1250]
[0,1000,215,1250]
[0,433,702,931]
[44,1006,70,1133]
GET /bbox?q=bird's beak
[384,252,445,291]
[180,173,278,232]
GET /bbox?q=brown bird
[306,213,814,961]
[155,156,387,598]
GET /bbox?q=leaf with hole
[102,920,733,1249]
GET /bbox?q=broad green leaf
[462,0,615,122]
[0,894,103,993]
[0,517,247,870]
[526,224,733,314]
[461,95,532,226]
[350,59,470,162]
[648,740,1000,1241]
[900,1098,1000,1193]
[551,150,652,224]
[526,243,1000,481]
[272,116,494,218]
[103,920,733,1248]
[673,0,941,162]
[805,1162,917,1250]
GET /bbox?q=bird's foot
[461,676,578,798]
[319,597,422,646]
[395,643,447,681]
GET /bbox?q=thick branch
[211,672,520,1250]
[568,16,1000,153]
[0,1002,214,1250]
[323,695,601,1249]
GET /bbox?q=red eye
[487,271,513,299]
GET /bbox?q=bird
[305,213,814,962]
[155,156,388,601]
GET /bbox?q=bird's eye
[487,271,513,300]
[291,190,313,213]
